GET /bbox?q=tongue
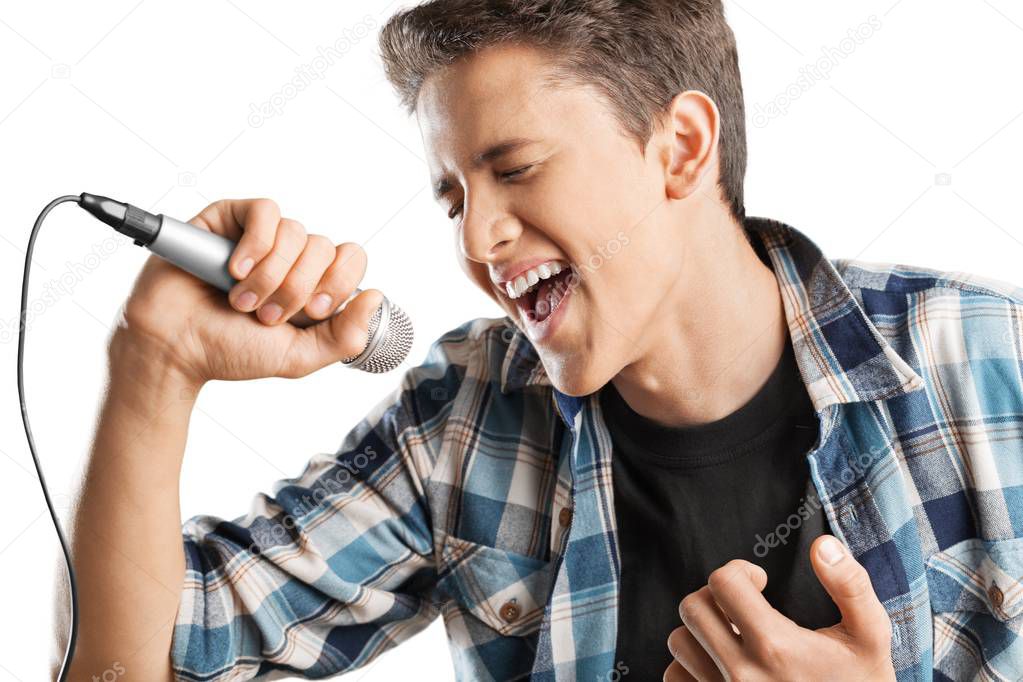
[531,270,570,322]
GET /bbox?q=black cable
[18,195,82,681]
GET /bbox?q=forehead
[416,43,565,168]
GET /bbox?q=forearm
[57,333,200,680]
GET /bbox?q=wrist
[107,329,205,405]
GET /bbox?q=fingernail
[237,290,258,311]
[259,302,282,324]
[819,536,846,565]
[310,293,332,316]
[237,257,254,277]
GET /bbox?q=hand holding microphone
[23,194,415,682]
[85,195,412,387]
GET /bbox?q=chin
[543,356,614,398]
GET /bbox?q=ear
[660,90,721,201]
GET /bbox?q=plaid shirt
[171,217,1023,681]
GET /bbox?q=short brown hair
[378,0,747,224]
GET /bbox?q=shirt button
[499,600,521,623]
[988,583,1004,609]
[559,506,573,528]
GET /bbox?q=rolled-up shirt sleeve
[170,338,462,680]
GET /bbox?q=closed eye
[447,165,536,220]
[499,164,533,180]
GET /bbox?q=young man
[59,1,1023,681]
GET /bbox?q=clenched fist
[109,198,384,387]
[664,535,896,682]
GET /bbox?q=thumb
[810,535,891,647]
[286,288,385,376]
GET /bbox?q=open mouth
[504,261,576,324]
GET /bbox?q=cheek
[568,210,641,290]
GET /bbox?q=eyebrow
[432,137,538,200]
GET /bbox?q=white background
[1,0,1021,679]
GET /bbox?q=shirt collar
[498,216,924,422]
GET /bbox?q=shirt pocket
[926,537,1023,619]
[436,533,554,638]
[925,537,1023,680]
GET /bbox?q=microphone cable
[19,192,414,679]
[18,195,83,681]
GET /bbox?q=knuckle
[310,246,336,273]
[337,336,365,361]
[337,240,367,262]
[306,245,337,283]
[279,217,306,240]
[663,662,688,682]
[337,322,370,358]
[835,567,873,600]
[746,634,785,667]
[666,625,686,654]
[325,265,358,296]
[333,242,366,278]
[722,661,756,682]
[275,275,308,303]
[358,288,385,313]
[212,197,238,216]
[298,267,324,295]
[336,241,368,273]
[306,234,334,258]
[251,197,280,215]
[707,568,727,593]
[678,593,699,622]
[249,268,280,295]
[188,202,225,233]
[263,246,296,274]
[240,236,274,264]
[205,198,230,219]
[243,201,281,248]
[247,198,280,224]
[251,235,275,254]
[708,562,742,594]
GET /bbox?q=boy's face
[418,43,689,396]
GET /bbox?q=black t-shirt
[602,335,842,680]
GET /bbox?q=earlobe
[663,90,720,201]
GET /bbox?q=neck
[611,210,788,428]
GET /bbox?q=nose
[459,194,521,264]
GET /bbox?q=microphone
[76,193,413,373]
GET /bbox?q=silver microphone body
[147,214,413,372]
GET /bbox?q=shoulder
[401,316,516,389]
[832,258,1023,336]
[384,316,519,422]
[832,257,1023,306]
[831,257,1023,407]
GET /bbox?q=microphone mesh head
[341,297,414,373]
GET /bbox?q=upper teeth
[505,261,566,299]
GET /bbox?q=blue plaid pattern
[171,217,1023,681]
